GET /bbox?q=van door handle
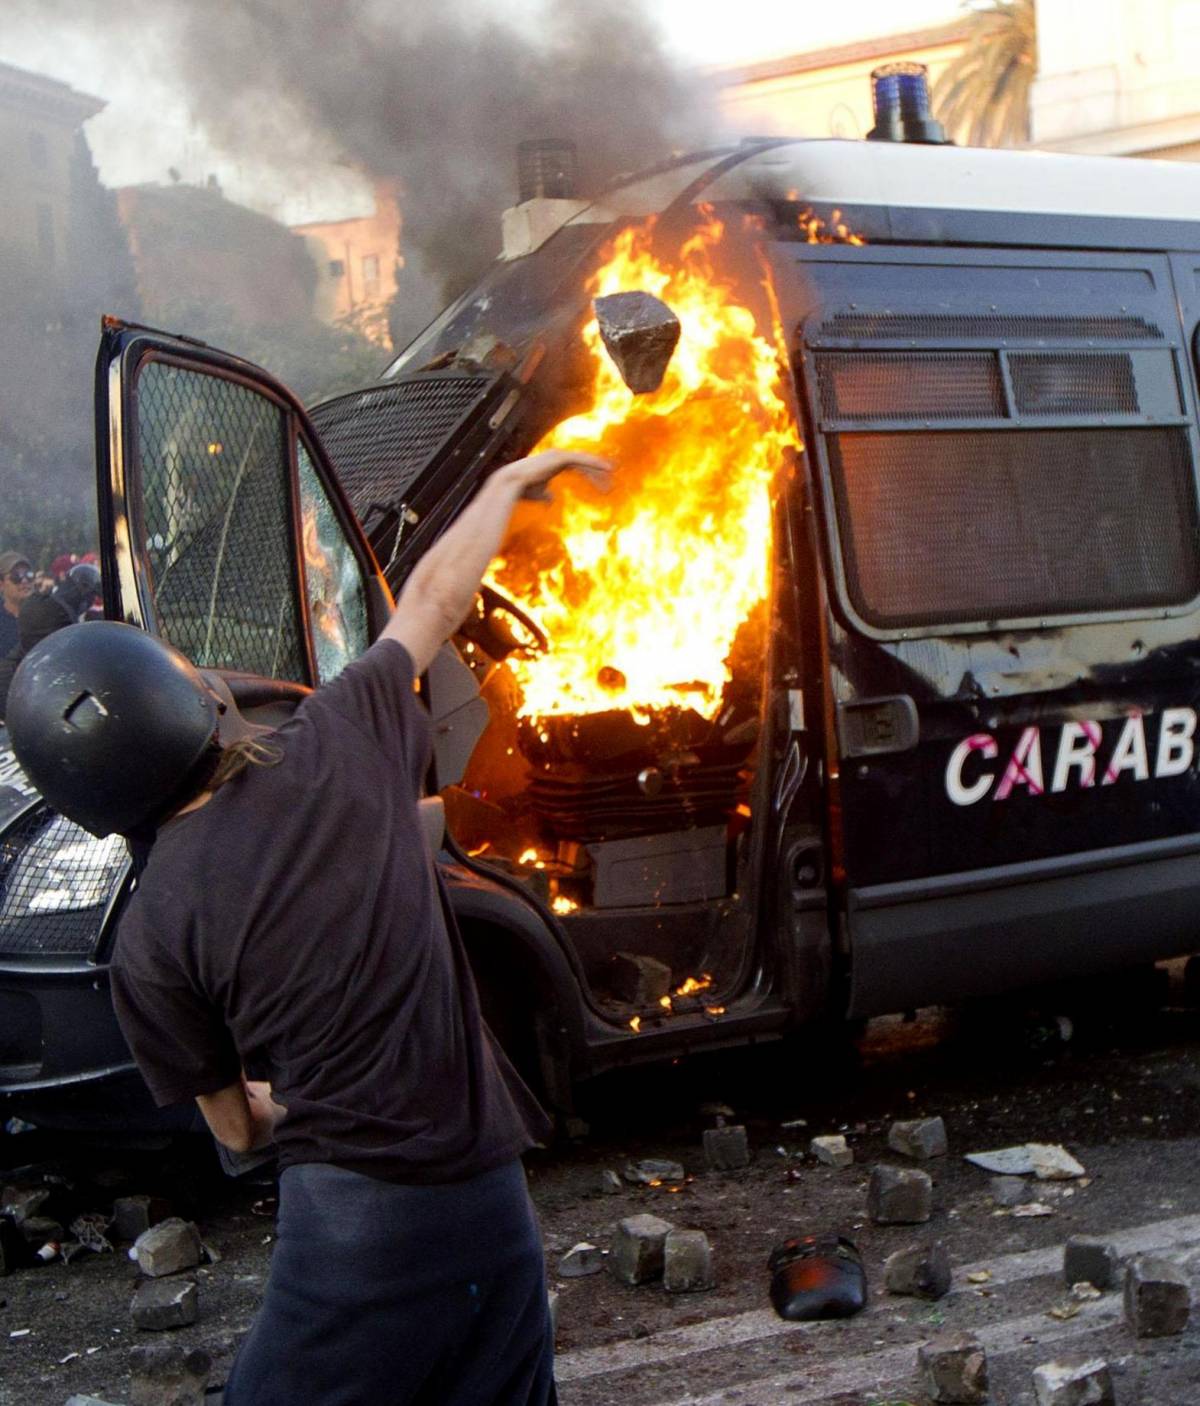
[837,695,920,757]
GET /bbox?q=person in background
[0,563,102,721]
[0,552,34,660]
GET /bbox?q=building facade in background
[712,21,970,141]
[116,180,316,329]
[1032,0,1200,158]
[0,61,103,275]
[293,188,401,350]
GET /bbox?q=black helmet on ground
[6,621,220,837]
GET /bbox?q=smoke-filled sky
[5,0,959,222]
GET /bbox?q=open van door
[95,319,393,694]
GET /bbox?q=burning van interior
[313,200,809,1029]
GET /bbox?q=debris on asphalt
[883,1240,952,1300]
[129,1342,211,1406]
[966,1269,992,1285]
[702,1123,750,1171]
[867,1165,933,1224]
[548,1290,559,1340]
[113,1195,172,1243]
[1012,1202,1055,1218]
[1063,1235,1120,1290]
[1032,1357,1115,1405]
[1028,1144,1086,1181]
[917,1331,989,1404]
[70,1213,115,1255]
[990,1175,1033,1207]
[887,1116,948,1161]
[1070,1282,1103,1301]
[131,1275,199,1330]
[131,1219,203,1278]
[1,1185,50,1222]
[965,1143,1084,1179]
[65,1394,123,1405]
[611,1213,674,1285]
[593,290,682,394]
[610,951,673,1005]
[663,1228,714,1293]
[1124,1253,1192,1337]
[810,1134,853,1168]
[1047,1301,1081,1321]
[598,1169,623,1195]
[623,1158,685,1187]
[767,1234,866,1321]
[558,1242,605,1278]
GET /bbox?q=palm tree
[934,0,1037,148]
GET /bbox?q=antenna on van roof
[866,63,950,146]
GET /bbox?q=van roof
[569,139,1200,235]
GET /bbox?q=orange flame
[788,197,867,247]
[675,973,714,998]
[492,212,800,722]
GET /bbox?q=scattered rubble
[1124,1253,1191,1337]
[1063,1235,1120,1291]
[71,1214,115,1255]
[129,1343,211,1406]
[1012,1202,1056,1218]
[810,1135,853,1168]
[611,1214,674,1286]
[888,1116,948,1161]
[1032,1357,1115,1405]
[623,1159,685,1186]
[990,1175,1033,1207]
[868,1165,933,1224]
[131,1276,199,1330]
[965,1144,1084,1180]
[702,1124,749,1171]
[883,1240,952,1300]
[593,291,682,394]
[114,1195,172,1243]
[65,1396,123,1406]
[598,1169,623,1195]
[131,1219,203,1279]
[1,1185,50,1222]
[558,1242,604,1278]
[663,1229,714,1293]
[917,1331,989,1403]
[610,951,673,1005]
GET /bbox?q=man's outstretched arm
[382,449,611,675]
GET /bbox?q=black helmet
[60,561,102,616]
[6,622,219,837]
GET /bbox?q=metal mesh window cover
[828,427,1200,628]
[0,808,128,957]
[816,352,1005,420]
[817,312,1164,342]
[136,362,307,680]
[1008,353,1138,416]
[309,374,497,524]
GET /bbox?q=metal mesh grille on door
[828,427,1200,628]
[135,360,306,679]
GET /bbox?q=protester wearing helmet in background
[0,563,102,722]
[6,447,612,1406]
[0,551,34,659]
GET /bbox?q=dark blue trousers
[224,1159,556,1406]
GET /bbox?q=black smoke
[15,0,710,342]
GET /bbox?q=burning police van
[7,69,1200,1128]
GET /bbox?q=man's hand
[196,1076,287,1154]
[492,448,613,502]
[384,448,614,674]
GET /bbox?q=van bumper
[846,833,1200,1017]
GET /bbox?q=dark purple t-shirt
[110,639,549,1184]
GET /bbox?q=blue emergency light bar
[867,63,950,145]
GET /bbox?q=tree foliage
[934,0,1037,148]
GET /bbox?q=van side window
[297,441,369,683]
